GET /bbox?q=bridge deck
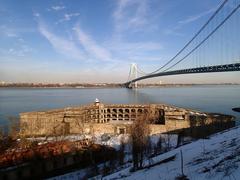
[124,63,240,87]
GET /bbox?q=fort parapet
[19,101,234,136]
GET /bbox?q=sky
[0,0,239,84]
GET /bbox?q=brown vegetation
[0,139,115,169]
[131,113,151,171]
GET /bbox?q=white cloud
[178,8,215,24]
[51,6,65,11]
[0,25,17,37]
[7,45,32,57]
[38,22,85,60]
[6,32,17,37]
[0,25,35,38]
[74,25,112,61]
[33,12,40,17]
[18,38,25,42]
[107,41,162,55]
[64,13,80,21]
[165,8,215,37]
[113,0,131,20]
[56,13,80,24]
[164,25,185,36]
[113,0,149,32]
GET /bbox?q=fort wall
[19,102,233,136]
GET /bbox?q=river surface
[0,85,240,127]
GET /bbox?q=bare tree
[118,136,125,166]
[0,126,4,140]
[19,121,28,137]
[8,116,20,140]
[130,112,150,171]
[157,136,162,152]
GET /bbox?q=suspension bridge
[124,0,240,88]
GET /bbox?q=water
[0,85,240,127]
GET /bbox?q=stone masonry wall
[19,103,221,136]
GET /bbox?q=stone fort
[19,100,232,136]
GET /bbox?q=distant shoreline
[0,83,239,89]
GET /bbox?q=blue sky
[0,0,239,83]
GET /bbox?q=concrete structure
[19,101,233,136]
[128,63,138,88]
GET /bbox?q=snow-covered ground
[104,126,240,180]
[48,126,240,180]
[29,133,180,151]
[48,133,180,180]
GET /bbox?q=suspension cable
[163,2,240,72]
[138,0,229,75]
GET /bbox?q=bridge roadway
[124,63,240,88]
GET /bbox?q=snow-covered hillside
[104,126,240,180]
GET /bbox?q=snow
[104,126,240,180]
[47,126,240,179]
[29,133,179,151]
[48,133,180,180]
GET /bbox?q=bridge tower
[128,63,138,88]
